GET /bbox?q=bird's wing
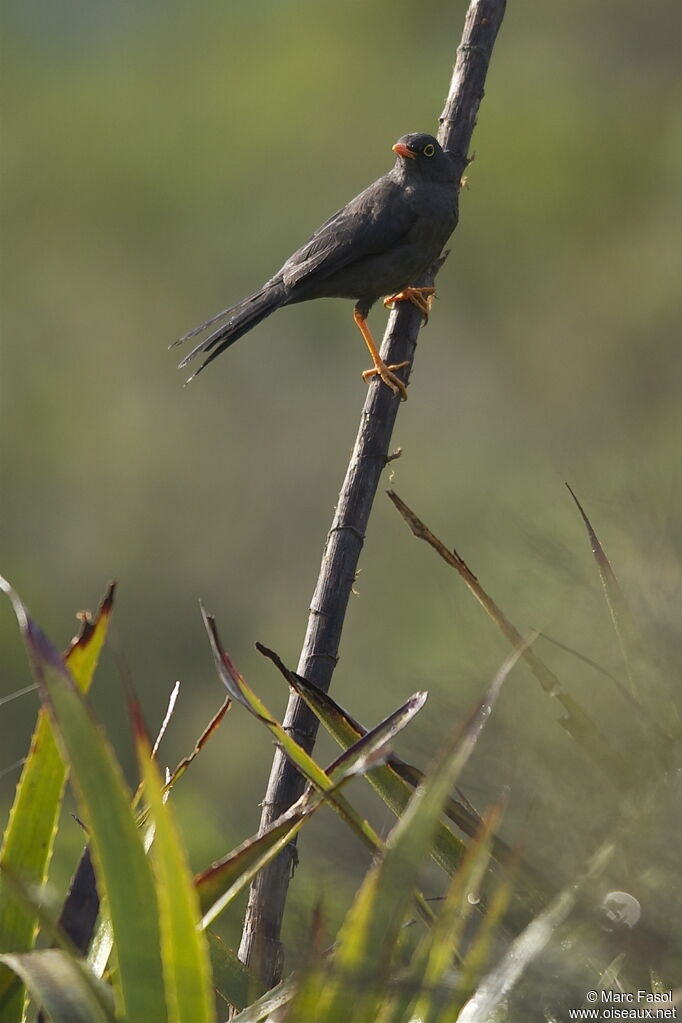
[275,176,415,290]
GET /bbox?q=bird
[174,132,459,400]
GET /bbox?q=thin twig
[238,0,508,989]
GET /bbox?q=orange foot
[353,309,409,401]
[361,360,410,398]
[384,286,436,324]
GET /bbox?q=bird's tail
[173,284,286,381]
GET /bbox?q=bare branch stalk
[238,0,507,988]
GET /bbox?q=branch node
[329,523,365,543]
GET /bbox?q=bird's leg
[383,286,436,324]
[353,308,409,401]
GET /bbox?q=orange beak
[392,142,415,160]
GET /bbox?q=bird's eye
[423,143,435,157]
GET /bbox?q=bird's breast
[405,181,458,246]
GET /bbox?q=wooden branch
[238,0,507,990]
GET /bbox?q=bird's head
[391,133,453,183]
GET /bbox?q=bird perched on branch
[174,132,458,400]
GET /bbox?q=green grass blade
[0,868,116,1022]
[83,699,232,987]
[301,647,522,1023]
[259,644,519,879]
[566,484,632,642]
[202,606,398,808]
[3,584,167,1023]
[565,485,679,743]
[458,841,615,1022]
[260,644,549,931]
[87,917,113,980]
[197,705,423,931]
[0,581,113,1023]
[228,973,297,1023]
[206,933,250,1014]
[413,805,501,1023]
[448,852,518,1013]
[197,685,432,932]
[0,950,115,1023]
[197,811,311,926]
[200,609,436,929]
[134,709,215,1023]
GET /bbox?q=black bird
[175,132,458,400]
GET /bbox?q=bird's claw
[362,360,410,401]
[384,286,436,324]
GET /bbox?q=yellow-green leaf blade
[136,714,215,1023]
[0,582,113,1022]
[259,645,470,876]
[0,950,115,1023]
[311,648,521,1023]
[201,612,437,931]
[9,592,167,1023]
[206,933,250,1015]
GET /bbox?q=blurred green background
[2,0,681,968]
